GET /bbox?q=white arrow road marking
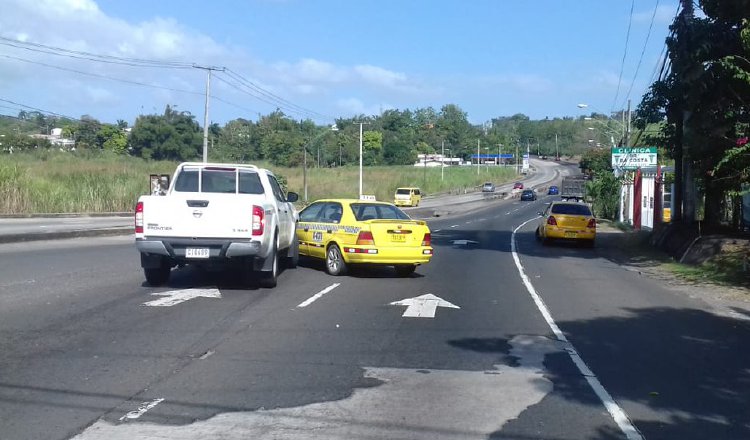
[119,398,164,421]
[297,283,341,308]
[450,239,478,246]
[143,288,221,307]
[389,293,459,318]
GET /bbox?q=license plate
[564,232,577,238]
[390,234,407,242]
[186,247,210,258]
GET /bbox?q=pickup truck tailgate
[142,193,261,239]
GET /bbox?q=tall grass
[0,152,520,214]
[1,151,176,214]
[277,164,519,202]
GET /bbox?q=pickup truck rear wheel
[259,235,279,288]
[285,236,299,269]
[325,244,347,276]
[144,265,170,286]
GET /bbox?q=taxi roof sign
[359,194,377,201]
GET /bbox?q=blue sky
[0,0,678,126]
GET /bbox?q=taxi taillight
[422,232,431,246]
[252,205,264,236]
[547,216,557,226]
[135,201,144,234]
[356,231,375,245]
[587,218,596,229]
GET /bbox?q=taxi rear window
[351,203,410,221]
[551,204,592,216]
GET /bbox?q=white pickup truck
[135,162,299,288]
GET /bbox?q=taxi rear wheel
[326,244,347,276]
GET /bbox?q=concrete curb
[0,227,133,244]
[0,212,132,219]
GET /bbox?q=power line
[216,71,328,120]
[0,53,260,116]
[0,97,80,121]
[612,0,636,113]
[222,69,331,120]
[622,0,660,107]
[0,36,192,69]
[0,36,324,121]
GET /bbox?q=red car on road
[513,182,524,190]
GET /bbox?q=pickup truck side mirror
[286,192,299,203]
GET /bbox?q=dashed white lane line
[434,229,442,232]
[511,218,644,440]
[450,225,458,228]
[297,283,341,308]
[119,398,165,421]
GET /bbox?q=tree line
[1,104,629,167]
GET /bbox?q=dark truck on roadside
[560,176,587,201]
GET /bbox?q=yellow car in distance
[296,199,433,276]
[393,187,422,207]
[536,201,596,247]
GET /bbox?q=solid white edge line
[297,283,341,308]
[119,398,165,421]
[511,218,644,440]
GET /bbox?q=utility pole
[193,64,225,163]
[303,147,308,202]
[476,139,480,175]
[555,133,559,160]
[441,139,445,181]
[497,144,502,166]
[624,99,631,147]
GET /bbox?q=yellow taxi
[536,201,596,247]
[393,187,422,207]
[296,199,433,276]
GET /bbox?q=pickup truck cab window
[173,167,263,194]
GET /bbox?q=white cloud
[0,0,436,122]
[354,65,407,88]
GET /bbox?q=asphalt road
[1,176,749,439]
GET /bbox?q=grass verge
[1,152,520,214]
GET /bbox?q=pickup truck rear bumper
[136,236,263,260]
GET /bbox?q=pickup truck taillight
[252,205,264,236]
[135,201,144,234]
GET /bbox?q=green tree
[128,105,202,161]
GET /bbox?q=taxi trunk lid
[366,220,428,247]
[553,214,590,229]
